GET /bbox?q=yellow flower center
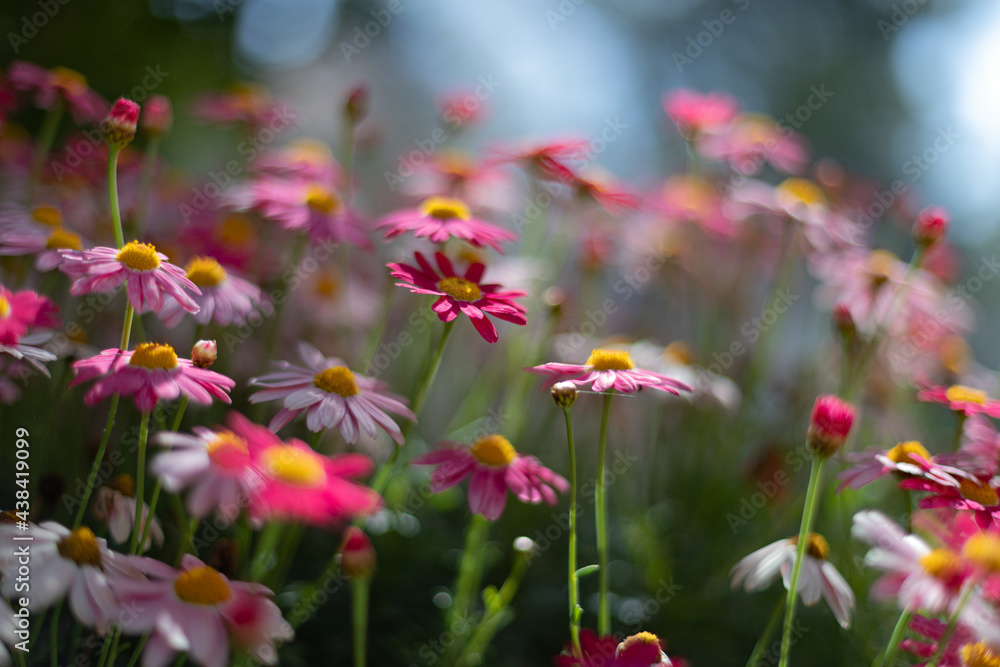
[313,366,361,396]
[287,138,332,165]
[0,295,10,319]
[946,385,988,406]
[618,631,662,655]
[46,228,82,250]
[663,341,694,366]
[962,533,1000,573]
[775,178,826,208]
[50,66,89,95]
[314,270,340,298]
[227,83,269,112]
[105,473,135,498]
[962,641,1000,667]
[939,335,970,376]
[0,511,18,523]
[420,196,471,221]
[262,445,326,487]
[867,249,898,287]
[437,276,482,302]
[57,527,103,568]
[304,185,342,214]
[32,205,63,227]
[789,532,830,561]
[216,214,256,247]
[664,174,714,217]
[116,241,161,271]
[184,256,227,287]
[470,434,517,466]
[740,114,776,143]
[129,343,179,370]
[959,478,999,506]
[886,441,931,467]
[173,565,232,605]
[586,349,635,371]
[920,548,963,578]
[206,432,249,468]
[438,152,475,178]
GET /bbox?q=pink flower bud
[913,206,948,248]
[191,340,217,368]
[141,94,173,137]
[832,303,855,339]
[339,527,375,578]
[807,395,854,457]
[103,98,139,147]
[617,632,672,667]
[345,85,369,124]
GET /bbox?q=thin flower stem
[170,396,190,432]
[952,412,967,452]
[351,577,369,667]
[175,516,199,567]
[562,406,582,657]
[595,391,614,636]
[49,601,62,667]
[450,513,491,631]
[95,628,116,667]
[73,394,121,529]
[927,583,975,667]
[130,411,152,554]
[456,549,531,666]
[108,145,125,249]
[28,102,63,200]
[778,455,826,667]
[250,522,285,582]
[746,594,785,667]
[120,303,135,352]
[874,606,912,667]
[139,480,161,552]
[124,633,150,667]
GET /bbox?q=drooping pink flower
[388,251,527,343]
[918,384,1000,419]
[837,441,966,491]
[69,343,235,412]
[6,62,108,124]
[488,138,589,182]
[159,256,263,328]
[60,241,201,315]
[378,196,517,252]
[662,89,739,137]
[413,434,568,521]
[527,348,690,395]
[249,342,414,443]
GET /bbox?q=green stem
[170,396,190,432]
[952,412,967,452]
[139,480,161,552]
[251,522,285,582]
[49,602,62,667]
[450,513,490,630]
[927,583,975,667]
[132,136,161,238]
[595,391,614,636]
[28,102,63,200]
[108,145,125,249]
[73,394,121,528]
[874,606,911,667]
[778,455,826,667]
[124,633,150,667]
[130,411,152,554]
[95,628,116,667]
[562,406,581,657]
[121,303,135,351]
[175,516,199,567]
[456,548,531,666]
[746,595,785,667]
[351,578,369,667]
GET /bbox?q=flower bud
[806,395,854,458]
[831,303,855,340]
[551,381,577,408]
[616,632,672,667]
[103,98,139,148]
[339,527,376,578]
[191,340,218,368]
[913,206,948,248]
[345,84,369,124]
[140,94,173,137]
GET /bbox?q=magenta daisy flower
[837,441,967,491]
[918,384,1000,418]
[900,474,1000,529]
[6,62,108,124]
[60,241,201,316]
[388,251,527,343]
[0,285,59,374]
[191,83,291,129]
[70,343,235,412]
[527,348,691,395]
[249,342,414,443]
[412,434,568,521]
[159,256,263,328]
[113,554,292,667]
[377,196,517,252]
[228,413,381,526]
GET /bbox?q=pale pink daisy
[0,285,59,374]
[69,343,235,412]
[837,440,966,491]
[900,474,1000,529]
[697,113,809,175]
[251,138,343,182]
[918,384,1000,419]
[0,203,87,270]
[93,474,164,552]
[488,138,589,182]
[152,417,265,521]
[377,196,517,252]
[6,62,107,124]
[412,434,568,521]
[388,251,527,343]
[113,554,292,667]
[662,89,739,138]
[249,342,413,442]
[527,348,691,395]
[159,256,263,328]
[730,533,854,628]
[60,241,201,316]
[191,83,292,129]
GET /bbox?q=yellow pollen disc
[939,335,971,375]
[105,473,135,498]
[313,366,360,396]
[789,533,830,561]
[304,184,342,214]
[419,196,471,221]
[621,631,660,649]
[31,205,63,227]
[775,178,826,207]
[920,548,963,578]
[314,270,340,298]
[886,441,931,466]
[867,249,898,286]
[438,152,475,178]
[586,349,635,371]
[287,138,332,165]
[959,478,999,506]
[740,114,776,143]
[962,641,1000,667]
[129,343,179,370]
[116,241,161,271]
[962,533,1000,573]
[0,296,10,319]
[0,510,20,523]
[470,434,517,466]
[184,256,227,287]
[46,228,82,251]
[173,565,232,605]
[437,276,482,302]
[226,83,269,112]
[664,341,694,366]
[216,214,256,247]
[665,175,714,216]
[262,446,326,487]
[50,67,88,95]
[206,432,249,462]
[57,527,103,568]
[946,385,988,406]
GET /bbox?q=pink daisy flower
[377,196,517,252]
[388,251,527,343]
[554,629,617,667]
[113,554,292,667]
[191,83,292,129]
[697,113,809,175]
[251,138,343,182]
[488,138,589,182]
[899,614,972,666]
[0,285,59,374]
[837,440,966,491]
[918,384,1000,419]
[230,413,381,526]
[6,62,108,124]
[900,474,1000,529]
[249,342,414,443]
[412,434,568,521]
[69,343,235,412]
[152,418,265,521]
[159,256,263,328]
[662,88,739,138]
[527,348,691,395]
[93,474,164,553]
[949,415,1000,477]
[60,241,201,316]
[0,203,86,271]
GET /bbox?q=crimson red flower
[807,395,854,457]
[918,384,1000,418]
